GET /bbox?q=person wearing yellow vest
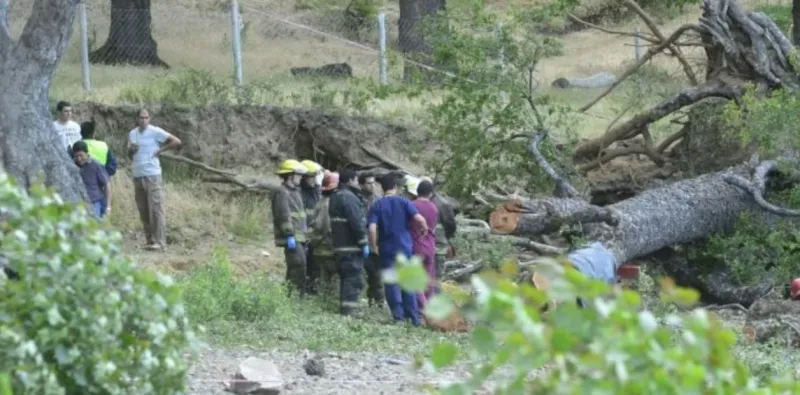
[80,121,117,216]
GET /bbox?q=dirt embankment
[72,102,426,175]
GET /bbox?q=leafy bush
[0,175,198,394]
[179,247,284,325]
[693,208,800,286]
[394,255,800,393]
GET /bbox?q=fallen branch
[573,81,742,163]
[724,160,800,216]
[443,260,484,282]
[160,153,281,191]
[489,197,620,237]
[528,133,581,198]
[578,24,703,113]
[621,0,699,85]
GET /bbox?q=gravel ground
[186,348,493,395]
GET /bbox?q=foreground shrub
[0,175,198,394]
[394,256,800,394]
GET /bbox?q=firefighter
[329,169,370,316]
[420,176,457,279]
[309,170,340,295]
[300,159,323,294]
[271,159,309,297]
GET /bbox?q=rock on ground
[187,348,505,395]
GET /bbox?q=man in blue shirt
[368,175,428,326]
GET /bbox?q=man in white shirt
[53,101,82,153]
[128,108,182,251]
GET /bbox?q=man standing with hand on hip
[128,108,182,251]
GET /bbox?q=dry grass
[106,171,282,274]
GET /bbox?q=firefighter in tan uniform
[300,160,323,294]
[308,170,339,295]
[271,159,310,296]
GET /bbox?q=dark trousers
[380,251,420,326]
[284,245,307,297]
[305,244,320,294]
[336,253,365,315]
[364,253,384,305]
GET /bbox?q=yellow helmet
[276,159,307,175]
[300,160,322,174]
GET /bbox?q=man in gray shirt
[128,108,182,251]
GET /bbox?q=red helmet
[321,171,339,192]
[791,278,800,300]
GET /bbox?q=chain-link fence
[6,0,652,97]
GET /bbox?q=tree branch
[489,197,619,237]
[574,81,742,163]
[621,0,699,85]
[529,132,580,198]
[17,0,78,67]
[567,13,659,44]
[578,24,703,113]
[159,153,281,192]
[724,160,800,216]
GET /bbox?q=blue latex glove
[287,236,297,251]
[362,245,370,257]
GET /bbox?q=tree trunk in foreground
[89,0,169,68]
[0,0,88,203]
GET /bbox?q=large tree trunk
[89,0,169,68]
[0,0,88,203]
[398,0,449,83]
[490,164,761,266]
[488,133,797,305]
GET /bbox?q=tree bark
[490,160,778,270]
[0,0,88,203]
[398,0,449,83]
[89,0,169,68]
[793,0,800,46]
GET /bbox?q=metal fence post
[634,26,642,61]
[378,13,388,85]
[78,2,91,93]
[496,23,505,69]
[230,0,243,85]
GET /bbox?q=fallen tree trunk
[490,134,797,294]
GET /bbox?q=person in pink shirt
[406,178,440,309]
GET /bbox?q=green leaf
[430,342,459,369]
[470,326,496,354]
[394,255,428,293]
[424,294,454,321]
[0,372,12,395]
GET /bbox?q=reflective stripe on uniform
[84,139,109,166]
[333,246,361,253]
[341,301,359,307]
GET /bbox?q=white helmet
[404,176,421,196]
